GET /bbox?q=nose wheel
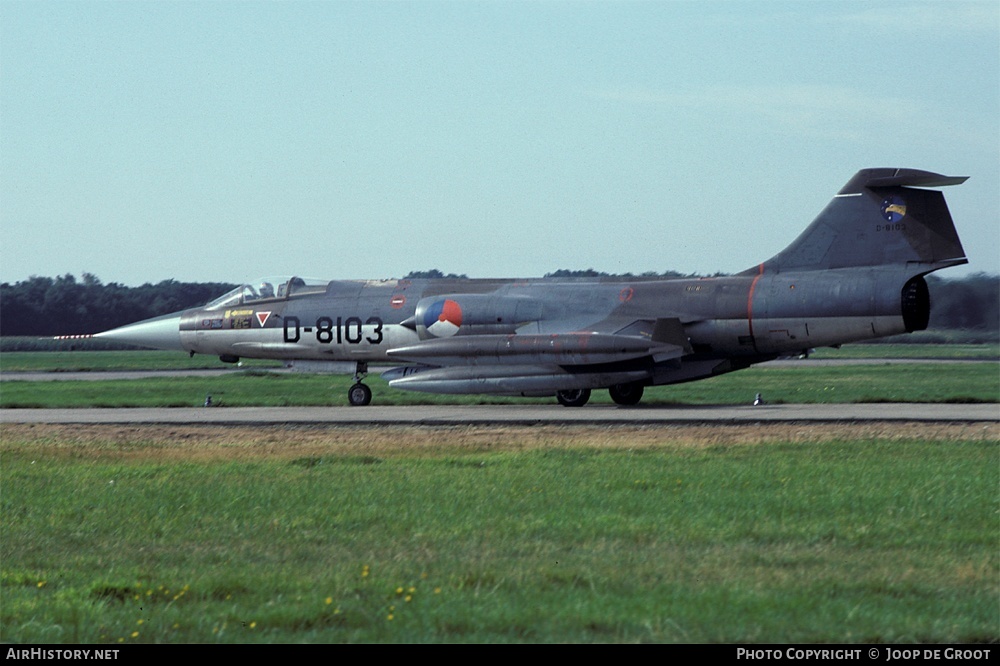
[348,382,372,407]
[347,362,372,406]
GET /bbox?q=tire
[556,388,591,407]
[347,383,373,406]
[609,382,644,406]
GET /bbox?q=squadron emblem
[880,196,907,223]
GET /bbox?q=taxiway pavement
[2,403,997,426]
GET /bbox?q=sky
[2,0,997,287]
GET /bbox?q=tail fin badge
[881,196,907,223]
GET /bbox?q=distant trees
[544,268,611,278]
[1,272,996,340]
[926,272,999,335]
[403,269,468,279]
[544,269,702,279]
[0,274,236,336]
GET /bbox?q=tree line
[1,271,996,339]
[0,274,237,337]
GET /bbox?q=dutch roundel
[424,299,463,338]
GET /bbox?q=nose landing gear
[348,362,372,406]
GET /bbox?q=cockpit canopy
[204,276,328,310]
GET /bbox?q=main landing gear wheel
[609,382,644,406]
[556,388,591,407]
[348,383,372,407]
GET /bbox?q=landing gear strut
[348,362,372,406]
[556,388,591,407]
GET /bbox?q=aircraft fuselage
[173,266,929,382]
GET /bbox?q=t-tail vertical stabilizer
[756,168,968,274]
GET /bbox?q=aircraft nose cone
[94,313,184,351]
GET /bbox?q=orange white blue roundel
[424,299,463,337]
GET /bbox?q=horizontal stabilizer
[840,168,968,193]
[838,168,969,194]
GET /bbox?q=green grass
[809,343,999,360]
[1,431,996,643]
[1,363,997,407]
[1,343,997,374]
[0,350,282,372]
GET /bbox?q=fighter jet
[91,168,968,406]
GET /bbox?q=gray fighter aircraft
[91,168,968,406]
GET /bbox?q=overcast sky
[2,0,997,286]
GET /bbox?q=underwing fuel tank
[386,333,675,366]
[381,363,651,395]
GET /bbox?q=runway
[2,403,997,426]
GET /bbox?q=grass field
[1,362,997,408]
[1,344,997,409]
[0,350,282,373]
[1,423,997,644]
[2,345,997,643]
[0,343,997,374]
